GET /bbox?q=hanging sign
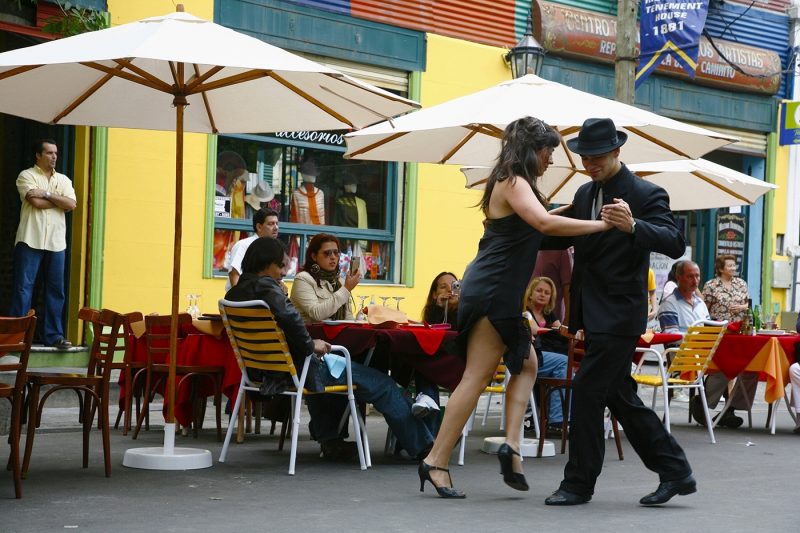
[635,0,710,88]
[779,101,800,146]
[716,213,747,269]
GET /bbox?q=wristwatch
[630,219,636,234]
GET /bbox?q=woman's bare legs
[503,346,538,473]
[423,317,504,489]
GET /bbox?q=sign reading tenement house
[535,0,781,95]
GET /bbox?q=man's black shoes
[544,489,591,506]
[639,474,697,505]
[716,411,744,429]
[51,337,73,350]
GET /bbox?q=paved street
[1,388,797,532]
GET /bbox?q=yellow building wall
[102,0,216,314]
[771,122,790,312]
[99,6,512,320]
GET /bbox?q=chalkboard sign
[716,213,747,270]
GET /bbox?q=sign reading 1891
[636,0,710,88]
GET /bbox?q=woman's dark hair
[421,272,457,322]
[302,233,341,273]
[667,260,684,283]
[479,116,560,215]
[241,237,285,275]
[714,254,736,276]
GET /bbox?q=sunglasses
[321,249,340,257]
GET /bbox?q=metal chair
[633,323,727,444]
[0,313,36,498]
[218,299,369,475]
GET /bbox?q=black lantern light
[506,14,545,78]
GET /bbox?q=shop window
[212,132,400,282]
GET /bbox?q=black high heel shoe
[418,462,466,498]
[497,443,529,491]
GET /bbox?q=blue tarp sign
[636,0,710,88]
[779,101,800,146]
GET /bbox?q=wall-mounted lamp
[505,14,545,78]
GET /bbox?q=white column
[785,1,800,310]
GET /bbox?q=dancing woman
[418,117,610,498]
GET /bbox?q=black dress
[456,213,543,374]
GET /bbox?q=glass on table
[379,296,391,307]
[392,296,405,311]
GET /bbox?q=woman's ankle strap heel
[418,462,466,499]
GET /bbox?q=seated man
[657,260,756,429]
[790,314,800,435]
[225,236,434,460]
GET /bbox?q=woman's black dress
[456,213,543,374]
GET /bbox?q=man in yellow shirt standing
[10,139,77,349]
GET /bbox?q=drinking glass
[194,294,202,318]
[186,293,196,318]
[393,296,404,311]
[379,296,391,307]
[356,295,369,320]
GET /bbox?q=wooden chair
[132,313,223,440]
[22,308,125,479]
[0,314,36,498]
[457,364,539,466]
[218,299,369,475]
[108,312,145,435]
[537,330,624,460]
[633,323,726,444]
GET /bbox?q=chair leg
[289,393,303,476]
[82,390,94,469]
[537,387,548,458]
[277,403,290,451]
[698,386,716,444]
[132,368,153,440]
[22,383,41,478]
[10,393,23,498]
[662,386,671,433]
[346,395,367,471]
[219,382,245,463]
[611,416,624,460]
[215,376,223,442]
[100,389,111,477]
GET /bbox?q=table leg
[236,397,245,443]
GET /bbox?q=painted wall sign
[716,213,747,269]
[536,1,781,95]
[778,100,800,145]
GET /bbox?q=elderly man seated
[657,260,755,429]
[225,236,434,461]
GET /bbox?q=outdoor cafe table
[306,323,464,392]
[708,332,799,407]
[118,319,241,428]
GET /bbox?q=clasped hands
[600,198,635,233]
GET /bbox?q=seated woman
[227,237,434,460]
[289,233,363,458]
[290,233,360,323]
[524,276,569,436]
[411,272,461,427]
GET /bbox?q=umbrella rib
[440,127,480,164]
[82,61,172,93]
[193,64,218,134]
[344,131,409,159]
[113,59,174,92]
[187,69,270,93]
[318,85,395,127]
[0,64,43,81]
[626,126,691,158]
[693,171,752,204]
[51,65,125,124]
[185,65,225,93]
[546,168,583,203]
[560,136,577,169]
[268,71,355,128]
[329,73,420,106]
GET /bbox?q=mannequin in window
[334,173,368,230]
[290,159,325,225]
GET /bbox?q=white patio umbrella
[344,74,737,167]
[461,158,777,211]
[0,5,417,470]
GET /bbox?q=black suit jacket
[545,164,685,336]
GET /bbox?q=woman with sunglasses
[290,233,360,324]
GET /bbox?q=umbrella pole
[122,93,212,470]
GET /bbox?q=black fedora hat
[566,118,628,156]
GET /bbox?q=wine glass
[393,296,404,311]
[379,296,391,307]
[356,295,369,321]
[194,294,202,318]
[186,293,196,318]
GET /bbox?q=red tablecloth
[307,324,465,391]
[118,325,240,427]
[708,333,800,404]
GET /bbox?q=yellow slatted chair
[633,323,726,444]
[218,299,369,474]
